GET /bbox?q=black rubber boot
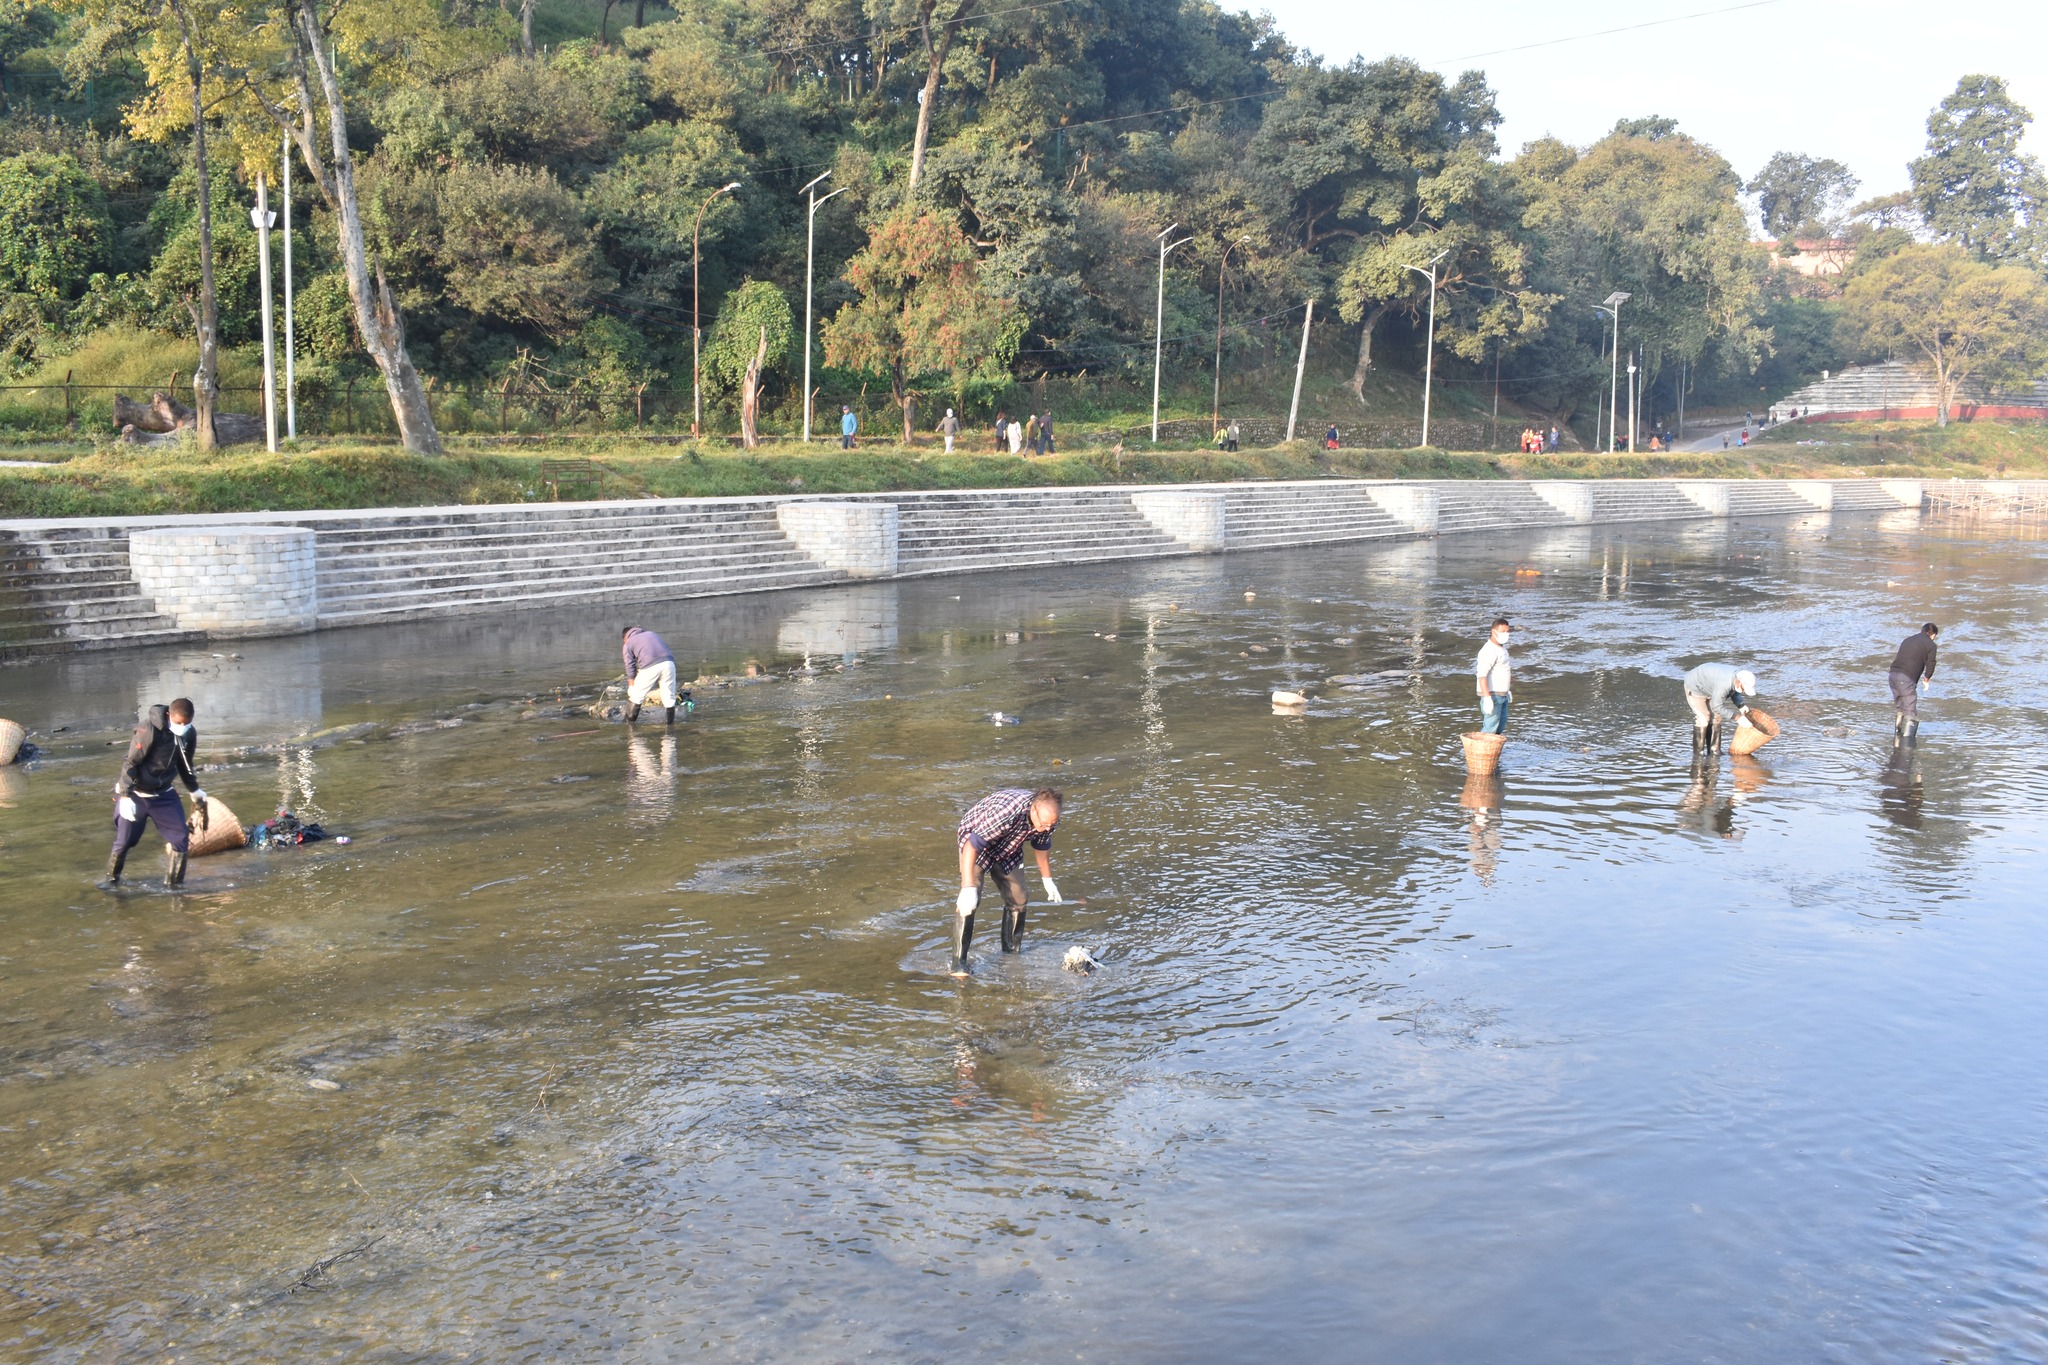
[1691,723,1708,752]
[625,703,641,723]
[1904,719,1919,746]
[664,705,676,725]
[951,912,975,975]
[1000,901,1027,952]
[1704,719,1720,755]
[165,849,187,888]
[103,847,128,887]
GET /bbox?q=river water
[3,508,2046,1362]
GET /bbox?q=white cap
[1735,669,1758,693]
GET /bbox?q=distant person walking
[621,624,680,725]
[1475,617,1513,735]
[105,698,205,888]
[1227,419,1241,451]
[1888,622,1939,742]
[1684,663,1759,753]
[1324,424,1340,450]
[1008,413,1025,456]
[940,408,960,454]
[840,406,857,449]
[992,412,1008,452]
[953,787,1065,975]
[1548,426,1559,452]
[1038,412,1054,456]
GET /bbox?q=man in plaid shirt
[953,787,1064,975]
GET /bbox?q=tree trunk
[740,326,767,449]
[906,0,975,192]
[295,0,442,454]
[170,1,218,451]
[634,0,646,26]
[520,0,536,57]
[1347,303,1389,405]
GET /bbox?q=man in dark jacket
[1889,622,1939,742]
[622,625,680,724]
[106,697,204,887]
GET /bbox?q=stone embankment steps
[1221,487,1410,548]
[888,491,1183,574]
[1426,483,1575,535]
[0,528,198,654]
[305,502,846,626]
[1727,483,1821,517]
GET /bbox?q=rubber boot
[1000,901,1027,953]
[103,846,128,887]
[664,705,676,725]
[1904,719,1919,747]
[1894,711,1907,736]
[951,912,975,975]
[625,702,641,724]
[1704,718,1720,755]
[165,848,187,889]
[1691,723,1709,752]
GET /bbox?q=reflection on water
[3,511,2048,1362]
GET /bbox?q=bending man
[621,624,680,725]
[1889,622,1938,742]
[1683,663,1758,753]
[953,787,1063,975]
[106,697,205,888]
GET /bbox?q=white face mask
[169,721,191,736]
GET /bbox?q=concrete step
[318,533,806,576]
[318,547,827,597]
[315,563,848,626]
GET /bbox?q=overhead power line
[1431,0,1784,65]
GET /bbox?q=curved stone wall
[129,526,318,637]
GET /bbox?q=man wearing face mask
[105,697,205,888]
[1475,617,1514,734]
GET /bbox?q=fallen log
[117,409,266,447]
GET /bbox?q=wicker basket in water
[183,795,246,858]
[1729,707,1780,758]
[0,719,24,766]
[1461,730,1506,775]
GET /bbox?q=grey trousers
[1890,670,1919,721]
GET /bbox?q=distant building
[1757,238,1855,279]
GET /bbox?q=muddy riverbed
[3,508,2046,1361]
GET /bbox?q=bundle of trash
[247,810,340,849]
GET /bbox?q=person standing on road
[840,405,857,449]
[105,697,205,888]
[940,408,960,454]
[1684,663,1759,753]
[1888,622,1939,742]
[621,625,680,725]
[953,787,1064,975]
[1475,617,1513,735]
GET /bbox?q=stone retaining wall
[775,501,899,578]
[127,526,318,637]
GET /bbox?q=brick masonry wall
[129,526,318,637]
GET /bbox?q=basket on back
[183,795,246,857]
[1729,707,1780,757]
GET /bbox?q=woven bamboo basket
[0,719,24,766]
[183,795,246,857]
[1729,707,1780,758]
[1461,730,1506,776]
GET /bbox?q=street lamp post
[1404,249,1450,449]
[1627,346,1639,453]
[1601,290,1630,452]
[1152,223,1191,443]
[1213,234,1249,435]
[798,171,848,443]
[693,180,741,438]
[249,184,278,453]
[281,132,295,441]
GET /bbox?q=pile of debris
[114,391,265,447]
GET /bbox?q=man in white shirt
[1475,617,1513,735]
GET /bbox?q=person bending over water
[105,697,206,888]
[1683,663,1758,754]
[1889,622,1938,744]
[953,787,1064,975]
[621,625,681,725]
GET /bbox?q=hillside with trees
[1,0,2045,452]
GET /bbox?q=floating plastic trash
[1271,691,1308,708]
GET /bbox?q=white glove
[192,788,207,803]
[1920,680,1932,694]
[1480,695,1494,716]
[955,887,978,916]
[1041,877,1062,904]
[117,796,138,822]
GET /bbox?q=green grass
[1752,418,2048,476]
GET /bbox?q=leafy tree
[822,211,1020,440]
[1749,152,1857,240]
[704,277,792,394]
[0,150,111,297]
[1909,74,2047,264]
[1839,242,2048,425]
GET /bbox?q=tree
[903,0,976,192]
[703,278,793,447]
[1749,152,1857,240]
[822,212,1020,441]
[0,151,111,298]
[1839,242,2048,425]
[1909,74,2047,263]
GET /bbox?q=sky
[1258,0,2048,226]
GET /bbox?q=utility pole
[281,132,296,440]
[798,171,846,442]
[1152,223,1190,443]
[1286,299,1314,443]
[1491,342,1500,450]
[1405,249,1449,449]
[1627,345,1638,453]
[1601,291,1630,452]
[250,180,278,453]
[1213,235,1249,435]
[693,180,741,438]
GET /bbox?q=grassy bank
[1753,418,2048,475]
[0,431,2006,520]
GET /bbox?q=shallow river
[3,508,2047,1362]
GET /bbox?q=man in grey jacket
[1683,663,1758,753]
